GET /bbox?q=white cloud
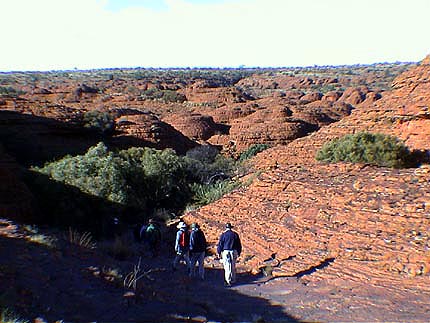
[0,0,429,71]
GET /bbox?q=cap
[226,222,233,229]
[177,221,187,229]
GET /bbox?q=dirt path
[1,218,430,322]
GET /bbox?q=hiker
[217,222,242,286]
[189,222,207,280]
[145,219,161,257]
[173,221,190,271]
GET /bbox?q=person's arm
[236,233,242,256]
[217,233,224,256]
[175,231,180,252]
[202,232,207,250]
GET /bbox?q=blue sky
[0,0,429,71]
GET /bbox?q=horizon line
[0,60,418,74]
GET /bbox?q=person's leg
[173,253,181,270]
[149,242,156,257]
[197,251,205,279]
[222,250,233,285]
[231,250,238,282]
[153,241,160,257]
[189,253,197,277]
[184,251,190,267]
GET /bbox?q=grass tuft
[68,228,96,249]
[0,309,29,323]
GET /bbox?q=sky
[0,0,429,71]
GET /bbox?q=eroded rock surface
[184,60,430,299]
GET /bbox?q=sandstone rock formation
[184,59,430,292]
[162,112,220,141]
[114,111,197,154]
[226,106,317,151]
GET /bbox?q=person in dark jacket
[145,218,161,257]
[217,222,242,286]
[189,223,207,280]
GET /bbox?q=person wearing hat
[189,223,207,280]
[173,221,190,271]
[217,222,242,286]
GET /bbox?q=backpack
[191,230,206,252]
[179,230,190,248]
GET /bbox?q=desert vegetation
[316,132,416,168]
[28,142,253,235]
[81,110,115,135]
[0,86,25,98]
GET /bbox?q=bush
[0,86,25,97]
[316,132,414,168]
[33,143,192,211]
[190,180,241,206]
[239,144,270,161]
[140,88,186,103]
[184,148,236,184]
[82,110,115,135]
[119,146,191,209]
[29,142,246,232]
[33,143,130,206]
[186,145,219,164]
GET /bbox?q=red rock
[322,91,342,102]
[162,112,219,141]
[299,92,323,104]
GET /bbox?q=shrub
[82,110,115,135]
[183,149,236,184]
[186,145,219,164]
[316,132,413,168]
[119,146,191,209]
[190,180,241,206]
[239,144,270,161]
[30,143,192,231]
[29,142,246,232]
[33,143,131,206]
[140,88,186,103]
[33,143,192,209]
[0,86,25,97]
